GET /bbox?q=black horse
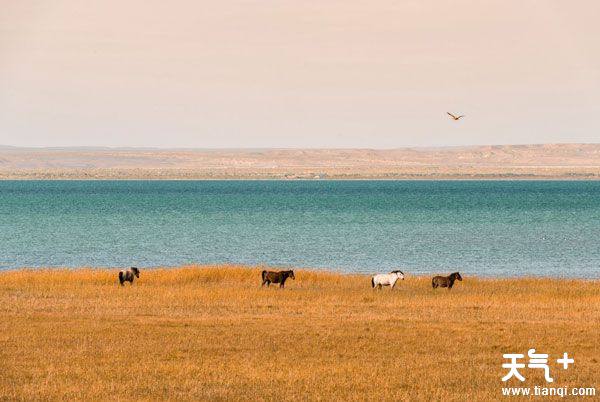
[261,270,295,288]
[432,272,462,289]
[119,267,140,286]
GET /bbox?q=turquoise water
[0,180,598,278]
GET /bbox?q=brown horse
[119,267,140,286]
[432,272,462,289]
[261,270,295,288]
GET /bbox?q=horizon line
[2,142,599,152]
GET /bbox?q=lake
[0,180,598,278]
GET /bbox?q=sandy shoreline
[2,172,600,180]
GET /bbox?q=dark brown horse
[261,270,295,288]
[119,267,140,286]
[432,272,462,289]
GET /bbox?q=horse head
[131,267,140,278]
[391,270,405,280]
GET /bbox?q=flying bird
[447,112,465,121]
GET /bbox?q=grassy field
[1,266,598,401]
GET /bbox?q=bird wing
[447,112,457,119]
[458,115,465,119]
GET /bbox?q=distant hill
[0,144,599,179]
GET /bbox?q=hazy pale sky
[1,1,599,148]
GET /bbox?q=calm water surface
[0,180,599,278]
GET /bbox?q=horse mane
[390,270,404,275]
[449,272,461,281]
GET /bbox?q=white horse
[371,270,404,290]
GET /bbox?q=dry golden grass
[1,265,598,401]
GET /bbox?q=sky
[1,0,599,148]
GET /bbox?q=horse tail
[371,277,375,288]
[118,271,124,285]
[261,270,267,281]
[431,278,435,288]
